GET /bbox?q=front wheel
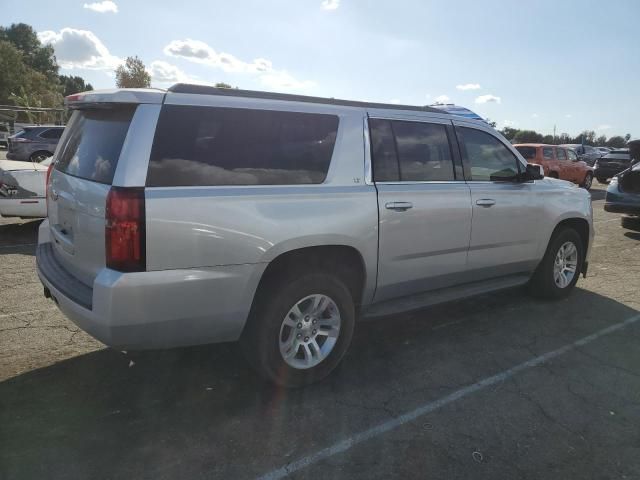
[529,228,583,299]
[241,272,355,387]
[581,173,593,190]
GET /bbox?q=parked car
[514,143,594,189]
[36,86,594,387]
[0,158,50,218]
[0,124,10,148]
[559,144,601,166]
[604,161,640,231]
[6,125,65,162]
[596,146,612,155]
[594,149,632,183]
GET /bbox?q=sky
[5,0,639,137]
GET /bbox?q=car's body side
[6,126,64,162]
[0,159,48,218]
[37,89,594,350]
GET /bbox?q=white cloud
[531,113,539,118]
[83,1,118,13]
[456,83,481,91]
[149,60,188,83]
[164,38,313,90]
[321,0,340,10]
[433,94,450,104]
[38,28,121,70]
[565,114,572,118]
[502,120,518,128]
[475,94,501,104]
[595,124,612,131]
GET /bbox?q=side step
[362,274,530,319]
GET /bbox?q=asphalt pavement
[1,161,639,479]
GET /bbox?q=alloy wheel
[553,241,578,288]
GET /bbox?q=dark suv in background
[559,144,601,166]
[7,126,65,162]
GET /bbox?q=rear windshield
[55,106,136,184]
[146,105,339,186]
[515,146,537,160]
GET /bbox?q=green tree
[606,136,627,148]
[0,40,27,104]
[59,75,93,97]
[0,23,58,81]
[214,82,233,89]
[501,126,519,141]
[625,133,631,142]
[513,130,543,144]
[115,56,151,88]
[542,134,554,144]
[595,135,607,146]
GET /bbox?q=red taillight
[105,187,146,272]
[45,163,54,212]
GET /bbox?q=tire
[29,151,52,163]
[621,216,640,232]
[241,272,355,387]
[528,227,583,299]
[581,173,593,190]
[597,177,609,184]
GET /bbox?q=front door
[370,116,472,302]
[454,123,542,280]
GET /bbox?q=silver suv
[37,85,594,386]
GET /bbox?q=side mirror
[524,163,544,180]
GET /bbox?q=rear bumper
[36,220,266,349]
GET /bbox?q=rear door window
[369,119,400,181]
[40,128,63,140]
[556,148,567,161]
[147,105,339,186]
[543,147,554,160]
[55,106,136,184]
[567,149,578,161]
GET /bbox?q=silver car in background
[36,86,594,387]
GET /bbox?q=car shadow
[590,188,606,201]
[0,219,40,257]
[0,288,638,479]
[624,231,640,241]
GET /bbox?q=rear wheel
[241,272,355,387]
[597,177,609,184]
[581,173,593,190]
[29,151,52,163]
[529,228,583,299]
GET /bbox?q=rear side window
[543,147,554,160]
[147,106,339,186]
[55,107,136,184]
[457,127,520,181]
[39,128,63,139]
[370,119,455,182]
[515,146,537,160]
[567,149,578,161]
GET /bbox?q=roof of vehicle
[513,143,568,148]
[166,83,444,114]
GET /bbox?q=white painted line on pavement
[257,314,640,480]
[0,308,56,319]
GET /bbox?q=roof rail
[167,83,444,113]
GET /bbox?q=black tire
[621,216,640,232]
[29,151,52,163]
[528,228,583,299]
[581,173,593,190]
[596,177,609,184]
[241,272,355,387]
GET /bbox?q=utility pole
[553,124,556,143]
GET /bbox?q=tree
[606,136,627,149]
[542,135,554,144]
[596,135,607,146]
[501,127,519,141]
[513,130,543,144]
[115,56,151,88]
[59,75,93,97]
[0,23,58,81]
[214,82,232,89]
[625,133,631,142]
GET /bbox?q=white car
[0,158,50,218]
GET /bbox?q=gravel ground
[1,163,639,479]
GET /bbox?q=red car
[514,143,594,190]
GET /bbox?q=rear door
[48,106,139,286]
[38,128,63,154]
[371,115,472,302]
[454,122,542,278]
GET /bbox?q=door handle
[475,199,496,207]
[385,201,413,212]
